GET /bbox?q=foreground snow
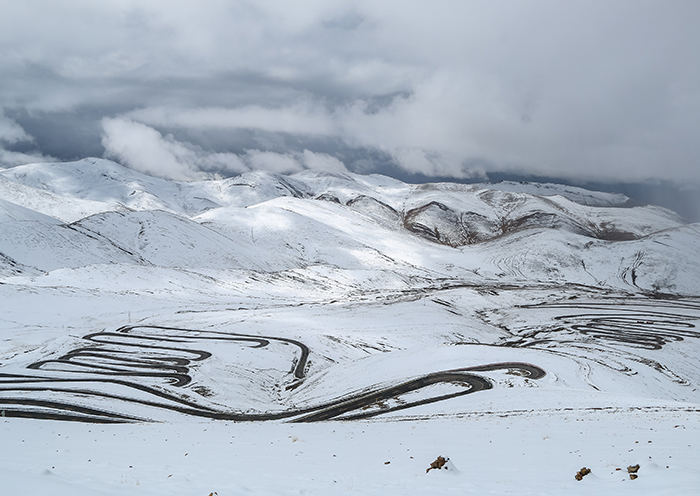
[2,410,698,495]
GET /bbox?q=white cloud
[0,112,32,144]
[100,119,350,179]
[196,152,248,176]
[0,148,55,168]
[0,111,55,167]
[101,118,249,181]
[301,150,348,173]
[244,150,303,175]
[101,118,202,181]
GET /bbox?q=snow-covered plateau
[1,158,698,495]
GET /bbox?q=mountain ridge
[0,157,697,295]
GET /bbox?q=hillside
[0,158,698,495]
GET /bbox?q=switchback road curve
[516,298,700,350]
[0,325,545,423]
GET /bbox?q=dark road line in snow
[518,299,700,350]
[292,361,545,422]
[0,325,544,423]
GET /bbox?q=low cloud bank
[101,117,348,180]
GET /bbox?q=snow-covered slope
[1,159,699,495]
[0,158,691,288]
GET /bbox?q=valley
[1,158,699,494]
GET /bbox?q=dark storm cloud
[1,0,699,186]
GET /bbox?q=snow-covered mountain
[1,158,699,495]
[0,158,693,292]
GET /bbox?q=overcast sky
[1,0,698,184]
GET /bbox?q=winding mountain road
[0,325,544,423]
[518,298,700,350]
